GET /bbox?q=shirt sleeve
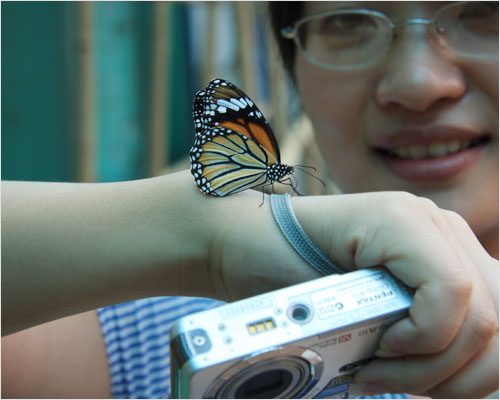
[97,296,225,398]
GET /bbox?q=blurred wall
[2,2,79,181]
[2,2,206,182]
[2,1,294,183]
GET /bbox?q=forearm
[1,171,214,335]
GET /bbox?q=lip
[374,125,487,148]
[373,125,490,181]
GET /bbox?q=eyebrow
[303,2,385,20]
[304,2,453,20]
[305,1,386,13]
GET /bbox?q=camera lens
[214,357,312,398]
[204,347,324,399]
[234,369,293,399]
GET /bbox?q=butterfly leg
[258,183,277,207]
[280,177,303,196]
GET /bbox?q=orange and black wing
[190,79,282,196]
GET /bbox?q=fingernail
[375,343,404,358]
[348,384,364,397]
[374,347,405,358]
[351,382,384,396]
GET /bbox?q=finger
[425,333,499,398]
[376,202,497,356]
[442,209,499,313]
[353,197,474,355]
[373,196,495,356]
[355,320,497,396]
[357,200,499,398]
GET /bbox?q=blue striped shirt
[98,296,408,399]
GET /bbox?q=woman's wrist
[202,188,322,302]
[105,170,218,299]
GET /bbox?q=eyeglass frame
[280,2,499,71]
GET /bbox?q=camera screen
[234,369,293,399]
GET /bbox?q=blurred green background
[2,2,234,182]
[2,1,298,184]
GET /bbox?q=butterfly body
[266,163,295,184]
[190,79,295,197]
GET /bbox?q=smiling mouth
[377,135,490,160]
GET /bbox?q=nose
[376,27,466,112]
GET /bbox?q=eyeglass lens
[296,2,498,69]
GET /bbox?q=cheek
[459,57,499,116]
[297,57,352,130]
[295,56,374,185]
[471,58,499,106]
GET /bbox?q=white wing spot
[217,99,240,112]
[230,98,246,109]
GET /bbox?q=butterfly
[190,78,306,197]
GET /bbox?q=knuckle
[443,208,474,230]
[380,193,444,226]
[443,270,473,301]
[471,308,499,341]
[415,195,440,212]
[443,209,466,224]
[380,192,419,220]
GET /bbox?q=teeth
[387,140,475,159]
[427,142,448,157]
[392,147,411,158]
[409,146,428,159]
[460,139,471,149]
[446,140,461,153]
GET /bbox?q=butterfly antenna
[294,164,317,172]
[294,165,326,187]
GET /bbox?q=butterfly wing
[193,131,274,196]
[192,88,206,138]
[190,79,283,196]
[200,79,281,162]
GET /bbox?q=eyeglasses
[281,1,499,70]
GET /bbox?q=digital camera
[170,267,413,399]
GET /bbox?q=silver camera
[170,268,412,399]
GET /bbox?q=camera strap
[270,194,346,275]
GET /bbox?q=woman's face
[295,2,499,249]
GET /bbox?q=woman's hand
[342,196,499,398]
[209,191,498,398]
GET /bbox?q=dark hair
[268,2,304,79]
